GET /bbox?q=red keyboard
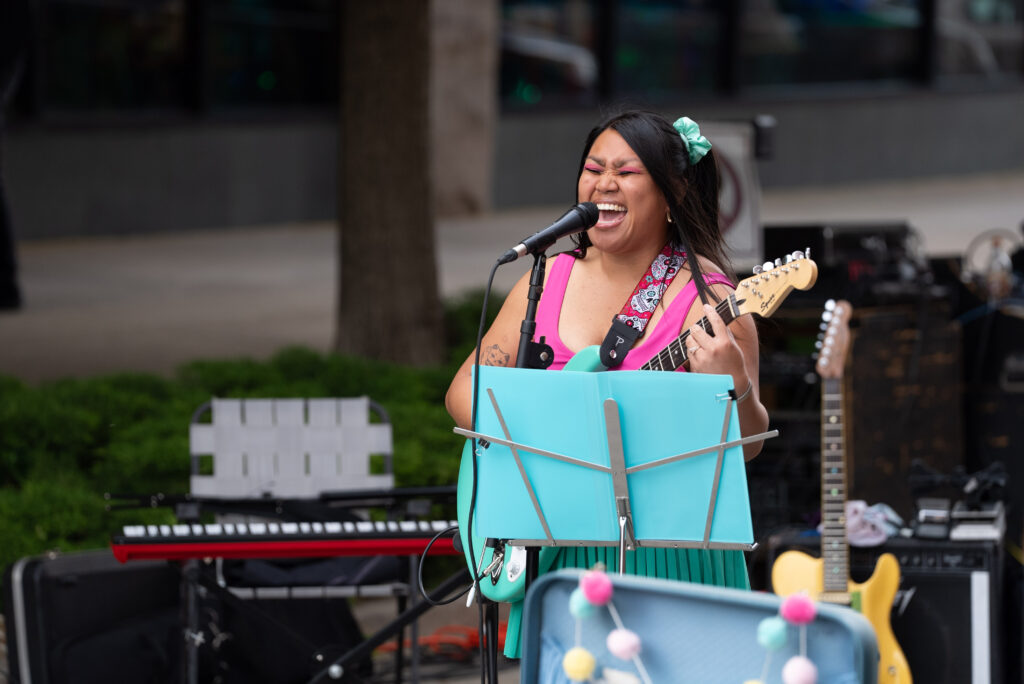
[111,519,460,562]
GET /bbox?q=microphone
[497,202,599,265]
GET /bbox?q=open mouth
[595,202,627,227]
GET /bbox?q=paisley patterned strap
[616,241,687,331]
[599,242,686,367]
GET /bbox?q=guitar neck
[640,295,743,372]
[820,375,849,593]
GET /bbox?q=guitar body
[561,345,603,372]
[772,549,912,684]
[456,439,559,603]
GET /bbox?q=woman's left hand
[685,303,747,380]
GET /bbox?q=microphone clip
[521,336,554,370]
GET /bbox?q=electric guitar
[457,251,818,604]
[771,300,912,683]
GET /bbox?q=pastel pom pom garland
[563,567,826,682]
[756,616,788,652]
[755,592,821,684]
[606,628,642,660]
[569,587,598,619]
[782,655,819,684]
[563,566,653,684]
[580,568,614,605]
[562,646,597,681]
[779,593,817,625]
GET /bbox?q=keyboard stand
[177,553,461,684]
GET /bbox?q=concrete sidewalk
[1,170,1021,384]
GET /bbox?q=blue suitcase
[520,569,879,684]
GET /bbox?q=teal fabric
[502,546,749,658]
[672,116,712,165]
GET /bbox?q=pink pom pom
[606,628,641,660]
[579,569,613,605]
[779,593,817,625]
[781,655,818,684]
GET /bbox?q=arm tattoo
[482,344,511,367]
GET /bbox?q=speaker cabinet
[769,535,1006,684]
[847,307,964,524]
[3,549,181,684]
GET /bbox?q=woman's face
[577,128,669,254]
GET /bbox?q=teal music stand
[455,366,776,570]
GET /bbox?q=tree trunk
[336,1,444,365]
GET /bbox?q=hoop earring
[666,211,674,224]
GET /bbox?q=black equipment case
[2,548,181,684]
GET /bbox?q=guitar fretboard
[820,376,848,593]
[640,295,742,372]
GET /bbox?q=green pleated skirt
[502,545,749,659]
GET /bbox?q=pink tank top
[536,253,735,371]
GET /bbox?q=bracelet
[731,380,753,404]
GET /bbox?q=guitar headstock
[815,299,852,379]
[735,251,818,318]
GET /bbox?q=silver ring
[687,346,699,355]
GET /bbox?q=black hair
[570,109,734,305]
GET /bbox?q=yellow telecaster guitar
[771,300,912,684]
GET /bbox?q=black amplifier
[767,533,1008,684]
[762,221,918,306]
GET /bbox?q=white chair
[189,396,394,500]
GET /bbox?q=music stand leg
[484,601,500,683]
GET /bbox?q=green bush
[0,291,502,579]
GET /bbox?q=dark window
[43,0,186,112]
[204,0,337,110]
[34,0,336,116]
[612,1,720,99]
[935,0,1024,80]
[501,0,601,109]
[737,1,925,89]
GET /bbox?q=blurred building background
[4,0,1023,239]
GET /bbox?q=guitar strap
[599,242,687,367]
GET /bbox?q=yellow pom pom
[562,646,597,681]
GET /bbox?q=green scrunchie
[673,116,712,165]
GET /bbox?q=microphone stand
[480,253,554,680]
[478,253,554,683]
[515,252,554,616]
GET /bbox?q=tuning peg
[822,311,833,322]
[784,254,793,264]
[791,250,804,261]
[752,264,763,275]
[825,299,836,311]
[814,339,823,350]
[762,261,774,273]
[820,321,829,331]
[774,258,782,268]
